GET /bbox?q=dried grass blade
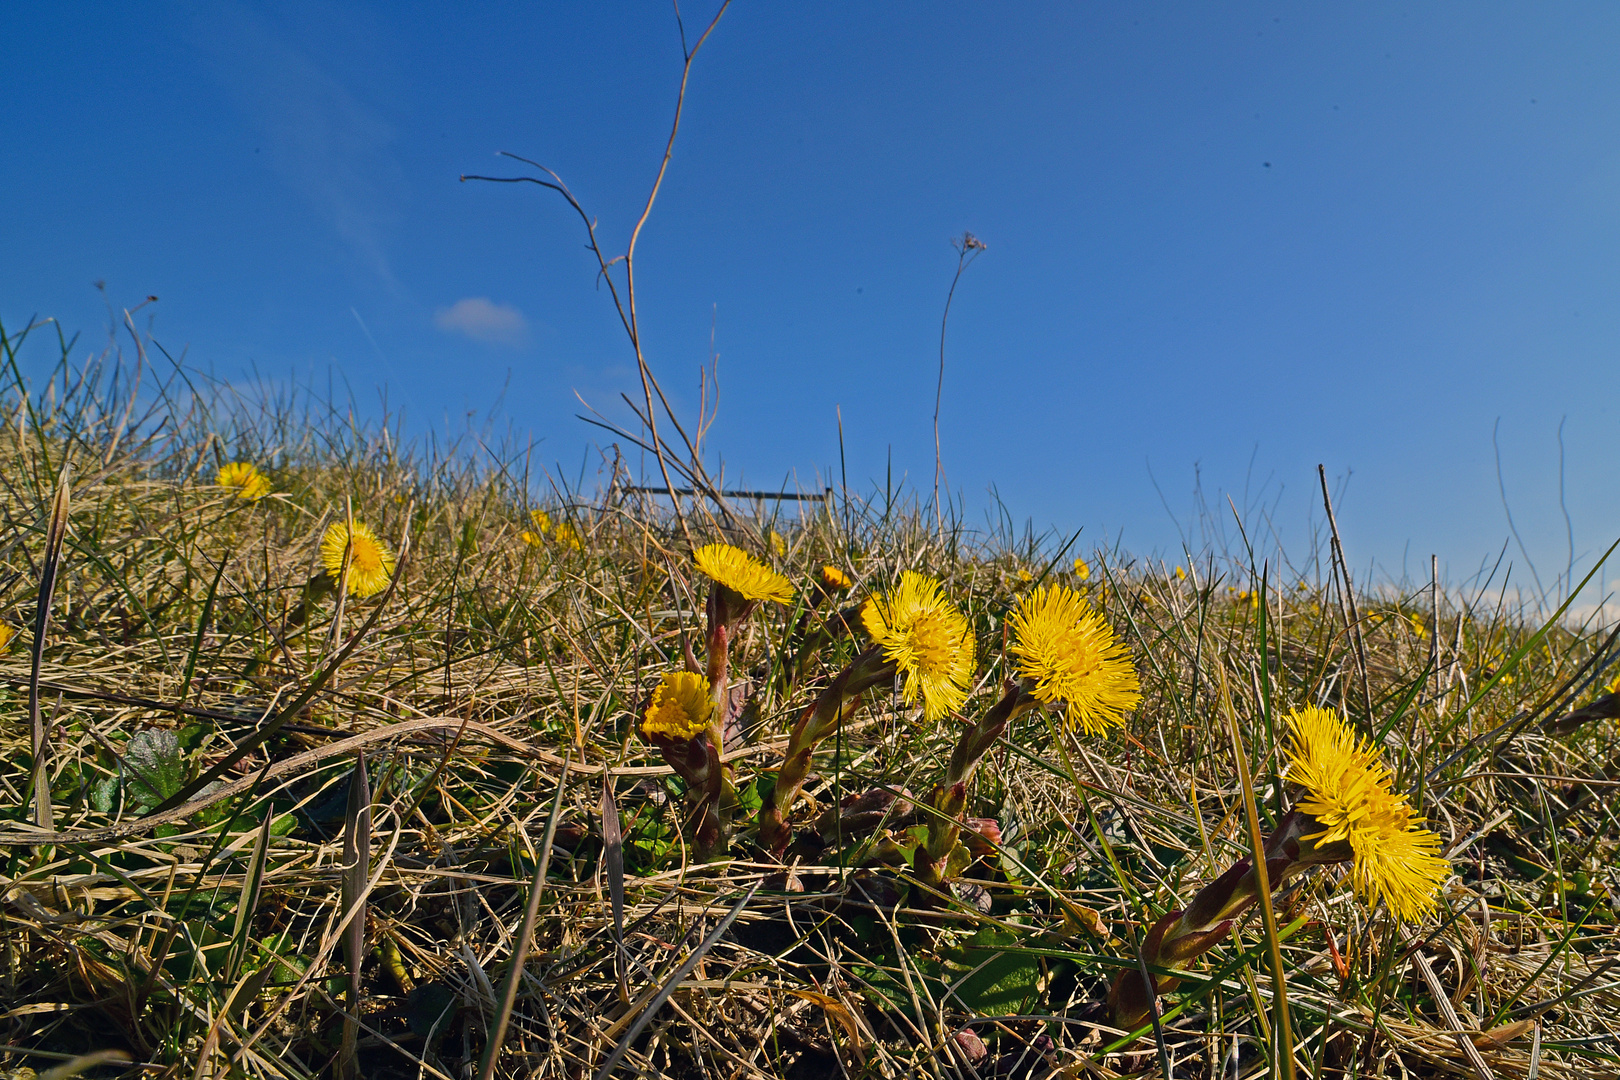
[478,750,572,1080]
[1219,665,1295,1080]
[601,773,626,997]
[27,459,71,832]
[226,812,274,983]
[1413,951,1495,1080]
[339,753,371,1080]
[39,1050,132,1080]
[590,881,760,1080]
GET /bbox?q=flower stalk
[758,646,894,854]
[1108,706,1450,1030]
[915,582,1140,903]
[641,671,728,860]
[914,682,1040,898]
[1108,808,1341,1030]
[761,571,975,856]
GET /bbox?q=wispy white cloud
[189,4,403,283]
[434,297,530,346]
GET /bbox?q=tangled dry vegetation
[2,324,1619,1080]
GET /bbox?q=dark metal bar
[622,485,834,503]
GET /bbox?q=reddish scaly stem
[758,647,893,854]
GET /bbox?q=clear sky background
[4,3,1618,602]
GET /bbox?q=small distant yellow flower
[1174,565,1186,581]
[529,509,552,534]
[1072,557,1091,581]
[554,521,584,551]
[819,565,853,591]
[1009,583,1141,735]
[1236,590,1259,610]
[860,571,977,723]
[320,520,396,599]
[217,462,272,500]
[519,530,543,547]
[1285,706,1449,921]
[1606,671,1620,696]
[693,543,792,604]
[1410,614,1427,639]
[1499,672,1515,687]
[642,671,713,741]
[0,623,13,654]
[769,530,788,557]
[1017,568,1034,582]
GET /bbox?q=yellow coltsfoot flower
[642,671,714,742]
[1072,557,1091,581]
[217,462,272,500]
[860,571,976,723]
[1008,583,1140,735]
[320,520,396,599]
[818,564,853,592]
[693,543,792,604]
[1286,706,1449,921]
[554,521,583,551]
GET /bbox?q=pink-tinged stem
[1108,809,1351,1030]
[758,646,894,855]
[648,731,726,861]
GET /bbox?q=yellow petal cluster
[320,520,396,599]
[1072,557,1091,581]
[693,543,792,604]
[217,462,272,500]
[1008,584,1141,735]
[819,564,853,591]
[1286,706,1449,921]
[552,521,582,551]
[643,671,713,741]
[0,623,13,654]
[860,571,976,723]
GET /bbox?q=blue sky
[4,3,1618,600]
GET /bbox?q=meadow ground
[2,321,1619,1080]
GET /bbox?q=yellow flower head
[520,530,543,547]
[693,543,792,604]
[769,530,788,557]
[1174,565,1186,581]
[554,521,583,551]
[1072,557,1091,581]
[529,508,552,534]
[320,520,396,599]
[1008,584,1141,735]
[819,564,853,591]
[642,671,713,741]
[217,462,272,500]
[1285,706,1449,921]
[860,571,977,723]
[1017,568,1034,582]
[1410,614,1427,639]
[0,623,13,654]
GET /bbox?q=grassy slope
[1,323,1618,1080]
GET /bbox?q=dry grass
[1,316,1619,1080]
